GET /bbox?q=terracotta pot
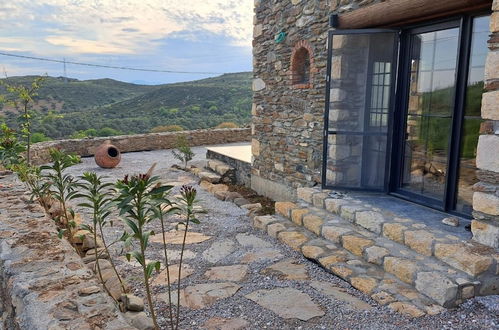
[94,143,121,168]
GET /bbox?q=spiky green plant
[41,148,81,238]
[77,172,127,302]
[115,170,171,329]
[171,136,194,169]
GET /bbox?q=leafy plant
[41,148,81,238]
[0,76,46,164]
[171,136,194,170]
[11,162,51,212]
[114,167,168,329]
[0,123,26,169]
[77,172,127,301]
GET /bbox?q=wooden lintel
[338,0,493,29]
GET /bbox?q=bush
[215,122,238,129]
[151,125,184,133]
[31,132,51,143]
[96,127,121,137]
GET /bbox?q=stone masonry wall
[30,128,251,165]
[0,174,134,330]
[251,0,383,201]
[472,0,499,248]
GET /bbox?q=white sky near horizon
[0,0,254,84]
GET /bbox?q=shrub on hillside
[215,122,238,129]
[151,125,184,133]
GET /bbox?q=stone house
[251,0,499,309]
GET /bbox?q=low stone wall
[206,149,252,187]
[31,128,251,165]
[0,173,134,330]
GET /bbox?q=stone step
[295,187,499,296]
[274,202,480,308]
[206,159,236,184]
[251,214,446,317]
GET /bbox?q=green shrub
[215,122,238,129]
[151,125,183,133]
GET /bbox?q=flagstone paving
[63,147,499,329]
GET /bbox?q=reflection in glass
[456,15,490,215]
[401,27,459,201]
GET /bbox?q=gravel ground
[66,145,499,330]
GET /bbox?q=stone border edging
[31,128,251,165]
[0,174,135,330]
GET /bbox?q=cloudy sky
[0,0,253,84]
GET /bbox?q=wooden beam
[338,0,492,29]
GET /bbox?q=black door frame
[322,12,490,218]
[389,15,482,217]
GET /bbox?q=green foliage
[0,76,46,164]
[77,172,126,300]
[11,162,50,209]
[150,125,183,133]
[40,148,81,236]
[114,169,171,329]
[31,132,52,143]
[0,123,25,169]
[215,122,238,129]
[172,136,194,169]
[1,72,252,139]
[96,127,121,137]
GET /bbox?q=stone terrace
[2,146,498,329]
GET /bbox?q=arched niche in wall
[290,40,315,89]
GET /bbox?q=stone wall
[472,0,499,248]
[0,174,134,329]
[251,0,383,200]
[30,128,251,165]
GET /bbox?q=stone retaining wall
[31,128,251,165]
[0,173,134,330]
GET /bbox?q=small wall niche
[291,40,314,89]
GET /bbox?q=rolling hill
[0,72,252,139]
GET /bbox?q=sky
[0,0,253,85]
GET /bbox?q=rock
[301,244,325,260]
[383,223,408,244]
[296,187,316,203]
[164,283,241,309]
[240,249,283,264]
[122,294,144,312]
[388,302,425,318]
[87,259,113,272]
[152,264,194,286]
[105,275,126,301]
[78,285,101,296]
[434,243,493,276]
[350,277,378,294]
[199,171,221,183]
[310,281,372,310]
[404,230,435,256]
[277,231,309,251]
[341,235,374,256]
[291,208,309,225]
[203,239,236,263]
[204,265,248,281]
[234,198,251,207]
[355,211,385,234]
[245,288,324,321]
[82,234,104,251]
[235,233,272,248]
[71,229,91,244]
[371,291,395,306]
[253,215,276,230]
[442,217,459,227]
[209,184,229,194]
[214,190,228,200]
[384,257,418,284]
[322,226,351,243]
[267,223,287,238]
[96,268,116,283]
[365,246,389,265]
[241,203,262,210]
[82,251,110,264]
[200,180,214,191]
[274,202,297,218]
[225,192,243,202]
[149,231,212,245]
[303,214,325,235]
[124,311,155,330]
[415,272,458,307]
[261,259,309,280]
[202,317,249,330]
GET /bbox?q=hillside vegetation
[0,72,252,139]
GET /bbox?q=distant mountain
[0,72,252,139]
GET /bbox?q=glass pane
[400,27,459,202]
[326,31,396,189]
[456,15,490,215]
[402,115,452,200]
